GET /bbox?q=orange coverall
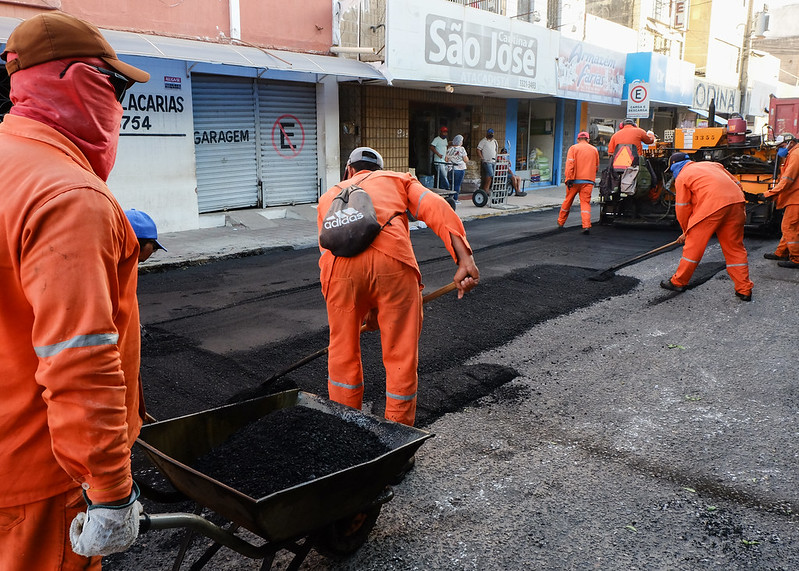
[764,144,799,263]
[670,161,753,296]
[560,139,600,229]
[318,170,471,426]
[0,115,142,570]
[607,124,656,157]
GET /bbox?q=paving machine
[598,119,784,236]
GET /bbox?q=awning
[0,16,385,82]
[689,108,729,126]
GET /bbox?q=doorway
[408,101,473,177]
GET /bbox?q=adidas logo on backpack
[323,207,365,229]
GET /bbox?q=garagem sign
[425,15,538,78]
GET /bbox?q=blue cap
[487,128,494,134]
[125,209,166,251]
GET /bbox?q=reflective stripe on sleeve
[413,190,431,219]
[675,202,689,206]
[34,333,119,358]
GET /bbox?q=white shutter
[258,82,319,206]
[192,75,259,213]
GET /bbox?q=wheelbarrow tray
[136,389,431,544]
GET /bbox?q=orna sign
[425,15,538,78]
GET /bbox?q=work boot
[660,279,686,293]
[777,260,799,269]
[557,224,565,230]
[735,291,752,301]
[764,252,788,260]
[581,228,590,235]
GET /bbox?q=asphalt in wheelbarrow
[192,405,390,498]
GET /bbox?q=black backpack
[318,172,401,257]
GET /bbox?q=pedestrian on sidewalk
[477,128,499,192]
[317,147,479,427]
[125,209,167,262]
[660,153,754,301]
[560,131,599,233]
[0,12,150,571]
[762,132,799,268]
[429,126,450,190]
[446,134,469,202]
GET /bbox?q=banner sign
[556,38,626,104]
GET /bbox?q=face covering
[778,146,790,158]
[670,159,690,180]
[7,55,124,181]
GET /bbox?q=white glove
[646,130,656,140]
[70,484,143,557]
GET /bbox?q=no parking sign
[627,81,650,119]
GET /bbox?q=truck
[598,114,785,236]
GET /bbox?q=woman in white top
[446,134,469,201]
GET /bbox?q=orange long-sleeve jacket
[674,161,745,232]
[564,140,600,183]
[607,124,655,156]
[0,114,142,507]
[317,170,471,291]
[764,144,799,208]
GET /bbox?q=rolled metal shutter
[192,75,259,213]
[258,82,318,206]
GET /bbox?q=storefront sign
[692,80,739,114]
[556,38,625,104]
[624,52,694,106]
[386,0,558,95]
[673,0,689,29]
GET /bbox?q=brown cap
[2,12,149,84]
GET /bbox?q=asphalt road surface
[106,210,798,570]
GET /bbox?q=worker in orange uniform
[0,13,150,570]
[660,153,754,301]
[317,147,479,427]
[607,118,656,158]
[560,131,600,234]
[762,132,799,268]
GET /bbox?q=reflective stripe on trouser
[773,204,799,262]
[324,249,423,426]
[670,203,753,295]
[0,486,100,571]
[558,183,593,228]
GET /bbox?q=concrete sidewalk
[140,184,577,272]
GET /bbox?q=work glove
[646,130,655,140]
[70,482,143,557]
[565,179,573,188]
[756,193,767,202]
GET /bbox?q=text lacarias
[425,15,538,77]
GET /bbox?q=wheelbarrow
[135,389,433,570]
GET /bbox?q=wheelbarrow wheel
[313,504,382,559]
[472,189,488,207]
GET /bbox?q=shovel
[588,239,681,282]
[252,281,459,392]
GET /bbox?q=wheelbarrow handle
[139,513,270,559]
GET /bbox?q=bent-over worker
[660,153,754,301]
[0,12,150,570]
[317,147,479,427]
